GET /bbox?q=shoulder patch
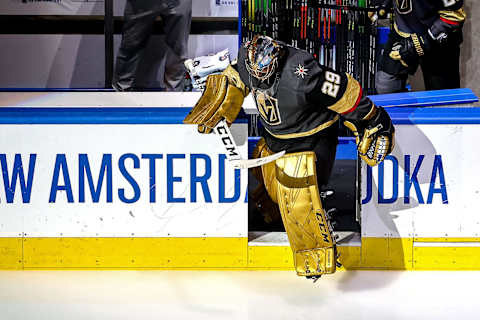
[294,64,309,79]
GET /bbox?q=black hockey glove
[428,22,460,45]
[429,8,466,45]
[389,33,432,68]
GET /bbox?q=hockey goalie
[184,35,395,281]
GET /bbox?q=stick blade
[230,150,286,169]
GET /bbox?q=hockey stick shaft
[213,119,285,169]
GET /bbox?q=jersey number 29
[321,71,341,98]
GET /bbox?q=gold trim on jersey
[394,7,466,39]
[326,74,361,114]
[394,23,412,38]
[439,8,466,23]
[264,115,339,139]
[362,104,378,121]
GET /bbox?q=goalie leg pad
[275,152,337,277]
[252,138,279,204]
[251,138,281,224]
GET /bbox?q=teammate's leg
[161,0,192,91]
[420,35,462,90]
[113,0,158,91]
[375,31,417,94]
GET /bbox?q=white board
[0,123,248,238]
[361,124,480,238]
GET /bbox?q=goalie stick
[214,119,285,169]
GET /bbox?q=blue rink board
[0,106,479,125]
[1,106,479,161]
[371,88,478,108]
[0,89,478,161]
[0,107,246,124]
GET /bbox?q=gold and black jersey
[393,0,465,36]
[237,44,373,139]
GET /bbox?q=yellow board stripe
[413,247,480,270]
[415,237,480,242]
[22,237,247,270]
[0,238,23,269]
[2,237,480,270]
[247,246,294,270]
[360,237,414,270]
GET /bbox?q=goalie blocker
[184,65,249,134]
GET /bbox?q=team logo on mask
[395,0,412,14]
[253,89,281,125]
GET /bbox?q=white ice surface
[0,270,479,320]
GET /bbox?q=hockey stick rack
[240,0,388,96]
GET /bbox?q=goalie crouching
[184,35,395,280]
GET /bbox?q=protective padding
[251,138,282,224]
[252,138,278,204]
[275,152,337,277]
[344,106,395,167]
[183,74,245,133]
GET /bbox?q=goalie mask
[245,35,284,82]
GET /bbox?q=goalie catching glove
[344,106,395,167]
[183,65,249,133]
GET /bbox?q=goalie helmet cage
[239,0,382,96]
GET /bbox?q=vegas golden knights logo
[253,90,282,125]
[395,0,412,14]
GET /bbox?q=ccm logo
[215,123,240,158]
